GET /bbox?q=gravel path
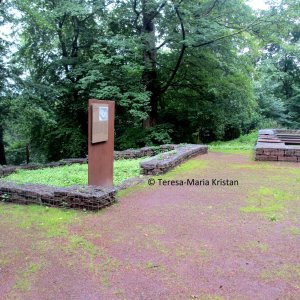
[0,152,299,300]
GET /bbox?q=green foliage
[2,0,299,163]
[3,159,143,187]
[253,0,300,128]
[161,46,258,143]
[116,124,173,150]
[209,131,258,151]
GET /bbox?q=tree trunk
[142,1,159,128]
[0,125,7,165]
[26,144,30,164]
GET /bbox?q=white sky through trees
[0,0,270,38]
[247,0,269,10]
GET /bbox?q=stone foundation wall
[140,144,208,175]
[114,144,176,159]
[255,129,300,162]
[256,148,300,162]
[0,181,116,211]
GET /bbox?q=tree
[110,0,258,128]
[6,0,298,161]
[11,0,107,161]
[0,0,12,165]
[254,0,300,127]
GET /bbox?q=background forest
[0,0,299,165]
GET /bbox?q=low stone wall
[256,129,300,162]
[140,144,208,175]
[0,181,116,211]
[114,144,176,160]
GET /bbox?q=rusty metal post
[88,99,115,187]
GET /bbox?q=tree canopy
[0,0,299,164]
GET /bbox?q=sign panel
[88,99,115,187]
[92,104,108,143]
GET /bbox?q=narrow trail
[1,152,299,300]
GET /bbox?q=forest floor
[0,150,300,300]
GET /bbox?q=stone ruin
[255,129,300,162]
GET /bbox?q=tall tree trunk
[142,0,159,128]
[0,125,7,165]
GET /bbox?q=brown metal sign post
[88,99,115,187]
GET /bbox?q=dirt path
[0,152,300,300]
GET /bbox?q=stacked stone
[0,181,116,211]
[256,147,300,162]
[255,129,300,162]
[140,144,208,175]
[114,144,176,160]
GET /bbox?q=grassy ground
[3,158,143,187]
[209,131,258,152]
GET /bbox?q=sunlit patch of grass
[117,182,148,198]
[260,263,300,281]
[209,131,258,150]
[0,257,11,268]
[13,262,44,292]
[114,158,144,185]
[3,159,143,187]
[175,245,190,258]
[112,288,124,296]
[239,241,269,253]
[174,244,208,259]
[288,227,300,235]
[234,164,300,176]
[143,238,170,255]
[4,164,88,187]
[193,295,224,300]
[143,261,166,271]
[232,163,282,170]
[211,149,253,155]
[241,187,295,220]
[62,233,121,288]
[136,224,165,236]
[92,254,121,287]
[67,235,98,257]
[158,160,208,182]
[0,204,77,237]
[171,159,208,174]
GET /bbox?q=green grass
[0,204,77,237]
[241,187,295,220]
[239,241,269,253]
[13,262,43,292]
[66,235,98,256]
[3,158,143,187]
[289,227,300,235]
[260,263,300,281]
[209,131,258,152]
